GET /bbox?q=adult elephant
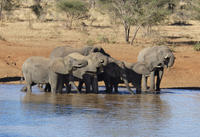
[50,45,110,58]
[50,45,135,94]
[137,46,175,93]
[50,45,111,94]
[65,52,109,93]
[98,61,154,94]
[22,56,88,94]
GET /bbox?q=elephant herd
[21,45,175,94]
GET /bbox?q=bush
[194,42,200,51]
[57,0,89,29]
[30,4,43,19]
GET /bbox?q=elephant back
[50,46,80,58]
[67,52,85,60]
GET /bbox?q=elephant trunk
[122,77,135,94]
[167,54,175,68]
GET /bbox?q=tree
[0,0,20,20]
[57,0,89,29]
[98,0,172,44]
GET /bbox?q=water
[0,85,200,137]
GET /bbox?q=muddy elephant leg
[149,71,155,91]
[103,80,112,93]
[57,75,64,94]
[49,73,58,94]
[135,78,142,94]
[156,68,164,92]
[113,82,119,93]
[83,75,92,93]
[44,83,51,92]
[142,75,148,91]
[92,75,98,94]
[78,80,84,93]
[27,84,32,94]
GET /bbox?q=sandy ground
[0,21,200,89]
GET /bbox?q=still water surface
[0,85,200,137]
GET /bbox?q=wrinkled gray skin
[98,61,153,94]
[50,45,110,58]
[22,56,88,94]
[65,52,109,93]
[137,46,175,93]
[50,45,111,93]
[50,45,134,94]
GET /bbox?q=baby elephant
[22,56,88,94]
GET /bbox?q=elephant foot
[142,90,160,94]
[135,90,142,94]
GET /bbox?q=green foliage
[97,0,172,43]
[57,0,89,28]
[193,42,200,51]
[1,0,20,11]
[0,0,21,20]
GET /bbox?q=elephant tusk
[164,54,169,59]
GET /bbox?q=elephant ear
[133,62,151,75]
[50,58,70,74]
[64,56,88,70]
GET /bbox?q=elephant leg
[135,79,142,94]
[78,80,84,93]
[57,75,64,94]
[104,80,112,93]
[83,75,92,93]
[142,75,148,91]
[44,83,51,92]
[27,84,32,94]
[149,71,156,91]
[49,73,58,94]
[156,68,164,92]
[113,82,118,93]
[91,75,98,94]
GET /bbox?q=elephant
[50,45,112,93]
[50,45,137,94]
[98,61,154,94]
[65,52,110,93]
[137,46,175,93]
[50,45,110,58]
[22,56,88,94]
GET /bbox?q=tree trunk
[131,25,141,45]
[124,22,130,43]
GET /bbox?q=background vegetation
[1,0,200,48]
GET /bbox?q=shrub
[194,42,200,51]
[57,0,89,29]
